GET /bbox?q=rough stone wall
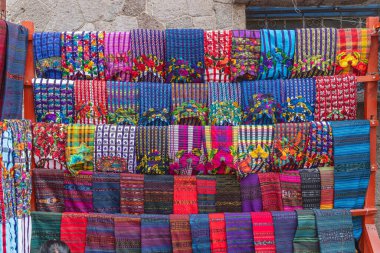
[7,0,246,31]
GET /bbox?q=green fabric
[293,210,320,253]
[31,211,62,252]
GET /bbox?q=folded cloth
[130,29,166,82]
[33,78,75,123]
[259,29,296,79]
[104,32,131,81]
[0,21,7,116]
[240,174,263,212]
[293,210,319,253]
[190,214,211,253]
[169,214,192,253]
[215,175,241,212]
[209,213,227,253]
[279,170,303,211]
[299,168,321,209]
[93,172,120,213]
[64,171,93,213]
[31,212,62,253]
[204,30,232,83]
[272,211,297,253]
[291,28,337,78]
[61,31,105,80]
[144,175,173,214]
[241,80,283,110]
[85,213,116,253]
[120,174,144,214]
[197,175,217,214]
[225,213,254,253]
[114,214,141,253]
[173,176,198,214]
[141,214,172,253]
[165,29,204,83]
[60,212,88,253]
[318,166,334,209]
[33,169,65,212]
[251,212,276,252]
[305,121,333,168]
[258,172,283,211]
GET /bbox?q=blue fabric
[208,82,241,104]
[190,214,211,253]
[240,80,284,110]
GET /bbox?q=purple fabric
[225,213,254,253]
[240,174,263,212]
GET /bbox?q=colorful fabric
[279,170,303,211]
[299,168,321,209]
[240,174,262,212]
[141,214,172,253]
[0,21,7,118]
[292,28,337,78]
[272,211,297,253]
[196,175,217,214]
[335,28,373,75]
[231,30,260,81]
[64,171,93,213]
[169,214,192,253]
[60,212,88,253]
[130,29,166,82]
[215,175,241,212]
[293,210,319,253]
[315,75,357,121]
[225,213,254,253]
[173,176,198,214]
[251,212,276,252]
[204,30,232,83]
[85,214,116,253]
[318,166,334,209]
[190,214,211,253]
[209,213,227,253]
[33,169,65,212]
[258,172,283,211]
[144,175,173,214]
[33,32,62,79]
[120,174,144,214]
[114,215,141,253]
[31,212,62,253]
[165,29,204,83]
[61,31,105,80]
[94,124,136,173]
[93,172,120,213]
[305,121,333,168]
[104,32,131,81]
[259,29,296,79]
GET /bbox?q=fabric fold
[31,212,62,252]
[293,210,319,253]
[272,211,297,253]
[60,212,88,253]
[258,172,283,211]
[251,212,276,252]
[141,214,172,253]
[104,32,131,81]
[279,170,303,211]
[85,214,116,253]
[64,171,93,213]
[240,174,262,212]
[120,174,144,214]
[215,175,241,212]
[114,214,141,253]
[169,214,192,253]
[209,213,227,253]
[173,176,198,214]
[144,175,173,214]
[225,213,254,253]
[93,172,120,213]
[196,175,217,214]
[299,168,321,209]
[190,214,211,253]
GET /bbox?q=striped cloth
[240,174,262,212]
[305,121,333,168]
[169,214,192,253]
[299,168,321,209]
[104,32,131,81]
[120,174,144,214]
[85,214,116,253]
[31,211,62,253]
[130,29,166,82]
[106,81,139,114]
[93,172,120,213]
[33,78,75,123]
[33,32,62,79]
[196,175,217,214]
[141,214,172,253]
[318,166,334,209]
[292,28,337,78]
[190,214,211,253]
[258,172,283,211]
[60,212,88,253]
[209,213,227,253]
[144,175,173,214]
[204,126,238,163]
[259,29,296,79]
[279,170,303,211]
[314,209,355,253]
[64,171,93,213]
[165,29,204,83]
[225,213,254,253]
[293,210,319,253]
[208,82,241,104]
[204,30,232,82]
[272,211,297,253]
[216,175,241,212]
[173,176,198,214]
[114,215,141,253]
[0,21,6,116]
[251,212,276,252]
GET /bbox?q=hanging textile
[292,28,337,78]
[272,211,297,253]
[141,214,172,253]
[120,174,144,214]
[251,212,276,252]
[259,29,296,79]
[18,215,32,253]
[215,175,241,212]
[173,176,198,214]
[299,168,321,209]
[240,174,262,212]
[85,214,116,253]
[0,21,7,118]
[114,215,141,253]
[318,166,334,209]
[64,171,93,213]
[293,210,319,253]
[104,32,131,81]
[231,30,260,81]
[61,31,105,80]
[190,214,211,253]
[93,172,120,214]
[204,30,232,83]
[225,213,254,253]
[165,29,204,83]
[31,212,62,253]
[33,32,62,79]
[279,170,303,211]
[258,172,283,211]
[60,213,88,253]
[209,213,227,253]
[169,214,192,253]
[196,175,216,214]
[130,29,166,82]
[144,175,173,214]
[305,121,333,168]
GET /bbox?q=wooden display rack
[18,17,380,252]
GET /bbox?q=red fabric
[211,126,234,149]
[173,176,198,214]
[0,20,7,119]
[209,213,227,253]
[170,214,192,253]
[60,213,88,253]
[251,212,276,252]
[258,173,283,211]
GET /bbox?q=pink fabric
[104,32,131,81]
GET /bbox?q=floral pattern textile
[282,96,314,123]
[107,108,139,126]
[305,121,333,168]
[243,93,284,125]
[172,101,208,126]
[104,32,131,81]
[209,101,242,126]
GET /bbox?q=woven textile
[173,176,198,214]
[130,29,166,82]
[31,212,62,252]
[144,175,173,214]
[114,215,141,253]
[33,32,62,79]
[61,31,105,80]
[93,172,120,213]
[241,80,283,109]
[60,213,88,253]
[299,168,321,209]
[225,213,254,253]
[251,212,276,252]
[141,214,172,253]
[240,174,262,212]
[314,209,355,253]
[197,175,217,214]
[1,22,27,120]
[94,124,136,173]
[104,32,131,81]
[33,169,65,212]
[85,214,116,253]
[169,214,192,253]
[33,78,75,123]
[293,210,319,253]
[231,30,260,81]
[64,171,93,213]
[215,175,241,212]
[165,29,204,83]
[335,28,373,75]
[0,21,7,116]
[279,170,303,211]
[259,29,296,79]
[208,82,241,104]
[209,213,227,253]
[120,174,144,214]
[204,30,232,82]
[272,211,297,253]
[319,166,334,209]
[315,75,357,121]
[305,121,333,168]
[258,172,283,211]
[74,80,108,124]
[190,214,211,253]
[292,28,337,78]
